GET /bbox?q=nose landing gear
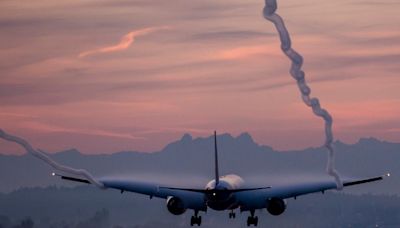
[229,210,236,219]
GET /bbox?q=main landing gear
[229,210,236,219]
[247,210,258,226]
[190,210,202,226]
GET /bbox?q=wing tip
[51,172,91,184]
[343,173,388,187]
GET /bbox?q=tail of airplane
[214,131,220,186]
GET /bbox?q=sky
[0,0,399,154]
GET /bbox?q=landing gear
[247,216,258,226]
[247,210,258,226]
[229,210,236,219]
[190,216,201,226]
[190,210,202,226]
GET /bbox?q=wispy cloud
[1,0,399,154]
[78,26,170,58]
[0,112,36,118]
[23,121,145,140]
[387,128,400,133]
[190,30,272,42]
[216,45,272,60]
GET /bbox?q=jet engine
[166,196,186,215]
[266,198,287,216]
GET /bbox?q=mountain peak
[236,132,254,144]
[180,133,193,143]
[357,137,382,145]
[54,148,81,156]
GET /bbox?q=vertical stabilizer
[214,131,220,186]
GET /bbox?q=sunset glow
[0,0,399,154]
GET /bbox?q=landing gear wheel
[229,212,236,219]
[190,216,195,226]
[190,215,202,226]
[247,216,258,226]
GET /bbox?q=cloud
[0,112,36,118]
[387,128,400,133]
[216,45,272,60]
[22,121,145,140]
[78,26,170,58]
[0,0,399,154]
[190,30,272,42]
[346,0,400,6]
[331,100,400,124]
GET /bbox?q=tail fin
[214,131,220,186]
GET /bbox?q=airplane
[53,131,388,226]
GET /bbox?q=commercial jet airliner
[53,131,387,226]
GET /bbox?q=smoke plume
[0,128,105,189]
[263,0,343,189]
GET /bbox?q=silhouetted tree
[0,214,11,228]
[75,209,109,228]
[12,217,34,228]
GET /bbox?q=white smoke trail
[0,128,105,189]
[263,0,343,189]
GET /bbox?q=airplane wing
[55,173,387,212]
[54,173,208,211]
[236,174,388,211]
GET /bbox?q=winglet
[214,131,220,186]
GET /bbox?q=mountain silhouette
[0,133,398,194]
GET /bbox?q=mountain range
[0,133,398,194]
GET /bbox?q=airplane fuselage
[204,174,244,211]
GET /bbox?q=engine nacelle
[166,196,186,215]
[266,198,287,216]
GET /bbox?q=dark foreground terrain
[0,186,399,228]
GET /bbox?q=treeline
[0,209,110,228]
[0,186,399,228]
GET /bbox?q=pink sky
[0,0,399,154]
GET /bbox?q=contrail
[0,128,105,189]
[263,0,343,189]
[78,26,170,58]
